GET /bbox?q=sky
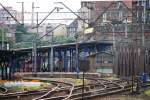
[0,0,82,24]
[0,0,124,12]
[0,0,81,12]
[0,0,127,25]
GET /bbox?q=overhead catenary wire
[0,3,22,25]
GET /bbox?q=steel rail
[33,78,102,100]
[34,81,74,100]
[0,81,58,99]
[68,78,131,100]
[33,83,60,100]
[0,86,8,94]
[0,78,131,100]
[70,82,130,100]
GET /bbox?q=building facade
[66,19,78,37]
[77,1,133,42]
[77,0,150,77]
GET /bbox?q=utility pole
[141,1,146,73]
[50,32,54,77]
[31,6,63,76]
[1,27,4,50]
[125,18,128,38]
[112,24,116,51]
[32,6,39,74]
[112,24,116,76]
[34,12,38,74]
[75,32,79,78]
[36,12,39,34]
[34,7,63,76]
[31,2,34,26]
[33,42,37,74]
[22,2,24,25]
[16,2,24,25]
[142,1,146,48]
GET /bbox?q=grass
[74,79,83,86]
[144,89,150,96]
[10,85,41,91]
[3,81,51,92]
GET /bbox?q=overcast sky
[0,0,124,24]
[0,0,83,24]
[0,0,82,12]
[0,0,122,11]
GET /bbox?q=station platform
[21,72,101,78]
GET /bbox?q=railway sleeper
[0,86,8,94]
[73,87,89,94]
[41,95,67,100]
[0,90,48,99]
[70,86,122,99]
[71,88,131,100]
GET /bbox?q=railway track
[0,86,7,94]
[69,78,131,100]
[33,78,131,100]
[0,81,58,100]
[0,78,131,100]
[33,81,74,100]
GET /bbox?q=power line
[0,3,22,25]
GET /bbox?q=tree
[0,28,15,49]
[53,36,75,44]
[13,24,38,49]
[15,24,28,42]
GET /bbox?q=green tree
[53,36,75,44]
[15,24,28,42]
[13,24,38,49]
[0,28,16,49]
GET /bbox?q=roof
[88,51,113,57]
[14,41,112,51]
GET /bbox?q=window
[81,2,89,7]
[103,13,107,22]
[141,0,144,6]
[119,10,123,20]
[137,10,139,21]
